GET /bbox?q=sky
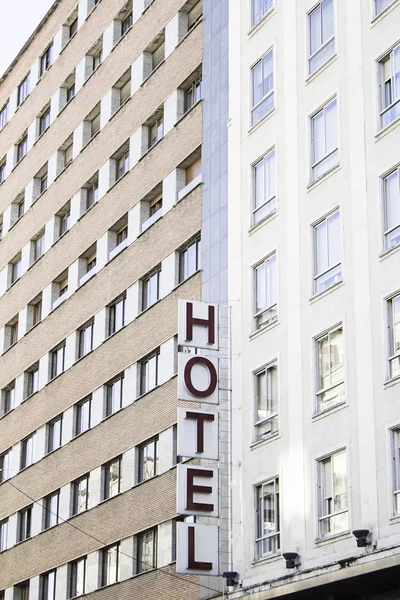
[0,0,55,77]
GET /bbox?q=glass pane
[115,299,124,331]
[327,211,340,267]
[325,100,337,154]
[186,243,197,277]
[321,0,334,42]
[141,530,155,571]
[255,263,266,312]
[262,51,273,97]
[266,255,277,307]
[316,219,328,276]
[109,462,120,497]
[252,61,263,106]
[76,559,85,595]
[330,328,344,386]
[393,296,400,353]
[106,546,118,584]
[333,452,347,511]
[256,371,266,421]
[254,161,265,209]
[265,151,275,199]
[112,379,122,413]
[148,356,157,390]
[309,5,321,55]
[313,110,325,163]
[318,335,330,390]
[394,46,400,100]
[385,171,400,230]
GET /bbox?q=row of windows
[251,0,395,30]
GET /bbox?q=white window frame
[68,556,87,598]
[254,477,280,560]
[307,0,335,76]
[382,167,400,250]
[374,0,394,16]
[317,449,348,539]
[252,148,276,226]
[378,43,400,129]
[313,209,342,294]
[253,253,277,330]
[315,324,345,414]
[101,543,120,586]
[106,375,124,417]
[253,362,278,442]
[250,48,274,127]
[251,0,274,28]
[310,97,339,181]
[388,293,400,379]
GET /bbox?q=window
[59,208,71,237]
[67,81,75,102]
[86,250,96,274]
[375,0,393,15]
[116,224,128,246]
[0,519,8,551]
[33,233,45,262]
[47,416,63,453]
[388,294,400,379]
[20,434,35,470]
[188,0,203,29]
[32,298,42,326]
[86,180,98,209]
[72,475,89,516]
[1,382,15,417]
[142,267,160,311]
[152,40,165,70]
[14,581,29,600]
[11,256,22,284]
[149,195,162,217]
[69,17,78,38]
[74,396,91,436]
[0,159,6,183]
[254,364,278,441]
[252,148,276,225]
[140,352,159,395]
[318,450,348,538]
[50,343,65,379]
[17,197,25,219]
[255,478,280,559]
[315,326,344,413]
[8,319,18,347]
[106,376,124,417]
[103,457,121,499]
[121,11,133,35]
[251,0,273,26]
[116,149,129,180]
[108,295,125,336]
[383,167,400,249]
[44,491,60,529]
[17,506,32,542]
[39,107,51,135]
[137,528,157,573]
[148,115,164,148]
[68,557,86,598]
[92,49,103,70]
[179,236,201,282]
[138,437,158,482]
[251,49,274,126]
[184,156,201,188]
[311,97,338,181]
[27,365,39,397]
[18,74,30,106]
[40,43,53,76]
[313,210,341,293]
[254,253,277,329]
[379,44,400,129]
[308,0,335,75]
[17,135,28,163]
[40,570,56,600]
[78,320,94,358]
[184,75,202,112]
[40,171,48,194]
[63,139,73,168]
[0,102,8,128]
[101,544,120,586]
[0,449,11,483]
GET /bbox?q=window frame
[253,252,278,330]
[254,477,280,560]
[310,96,339,181]
[103,456,122,500]
[47,415,63,454]
[388,293,400,379]
[138,436,159,482]
[252,148,276,226]
[16,135,28,163]
[313,209,342,294]
[179,236,201,283]
[108,295,126,337]
[40,43,53,77]
[379,43,400,129]
[78,320,94,358]
[0,102,8,129]
[140,352,159,396]
[315,324,345,414]
[17,505,32,542]
[317,449,349,539]
[72,474,89,516]
[251,0,274,28]
[40,570,57,600]
[44,491,60,530]
[50,343,66,379]
[101,543,120,586]
[307,0,335,76]
[20,433,35,470]
[253,362,278,442]
[137,527,157,573]
[382,167,400,250]
[105,375,124,417]
[250,48,274,127]
[142,267,161,311]
[68,556,87,598]
[74,396,92,437]
[17,74,30,106]
[0,518,8,552]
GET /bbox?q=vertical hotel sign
[176,300,221,576]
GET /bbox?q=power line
[4,478,222,597]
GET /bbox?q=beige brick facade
[0,0,204,597]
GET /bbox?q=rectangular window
[103,457,121,500]
[106,376,124,417]
[14,581,29,600]
[39,107,51,135]
[78,320,94,358]
[142,268,160,311]
[254,363,278,441]
[316,325,344,413]
[33,299,42,326]
[121,12,133,34]
[252,148,276,225]
[40,570,56,600]
[74,396,91,436]
[87,251,97,273]
[101,544,119,586]
[308,0,335,75]
[375,0,392,15]
[184,76,202,112]
[11,257,22,283]
[116,224,128,246]
[383,167,400,249]
[47,416,63,453]
[379,44,400,129]
[1,382,15,417]
[108,296,125,336]
[0,102,8,128]
[138,437,159,482]
[20,434,35,470]
[152,41,165,70]
[188,0,203,29]
[116,150,129,180]
[254,253,277,330]
[18,74,30,106]
[72,475,89,516]
[391,428,400,515]
[140,353,159,395]
[0,160,6,183]
[148,116,164,148]
[27,366,39,397]
[67,82,75,102]
[17,506,32,542]
[93,49,102,70]
[17,135,28,163]
[251,0,274,27]
[40,43,53,76]
[0,519,8,551]
[59,209,71,237]
[318,450,348,538]
[86,180,98,209]
[311,97,338,181]
[137,528,157,573]
[255,478,280,559]
[40,172,48,194]
[68,557,86,598]
[313,210,341,293]
[69,18,78,38]
[33,234,45,262]
[44,491,60,529]
[9,321,18,347]
[179,236,201,282]
[17,198,25,219]
[388,294,400,379]
[251,49,274,126]
[0,450,11,482]
[50,344,65,379]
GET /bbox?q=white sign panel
[178,353,219,404]
[178,300,219,350]
[177,464,219,517]
[176,522,219,576]
[177,407,219,460]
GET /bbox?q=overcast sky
[0,0,55,77]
